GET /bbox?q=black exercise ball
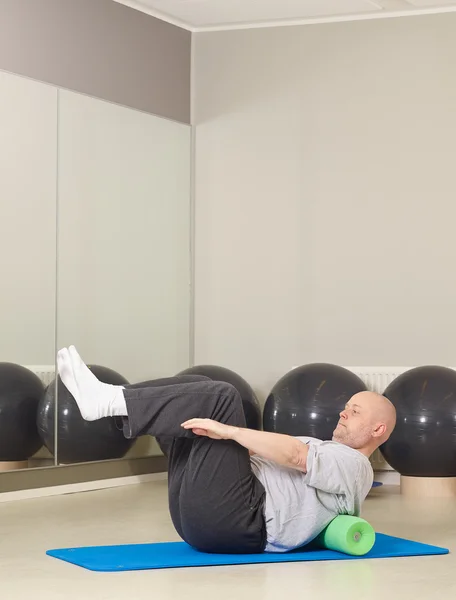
[37,365,135,464]
[380,365,456,477]
[178,365,262,430]
[263,363,367,439]
[0,363,44,461]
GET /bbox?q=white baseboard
[0,472,168,503]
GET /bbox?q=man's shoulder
[305,438,372,463]
[294,435,323,445]
[324,439,370,458]
[294,437,372,467]
[294,436,354,451]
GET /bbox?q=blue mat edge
[46,533,450,573]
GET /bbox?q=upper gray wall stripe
[0,0,191,124]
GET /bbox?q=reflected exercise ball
[37,365,135,464]
[0,363,44,461]
[178,365,262,430]
[380,365,456,477]
[263,363,367,439]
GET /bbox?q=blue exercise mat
[46,534,448,572]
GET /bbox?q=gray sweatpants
[122,376,267,554]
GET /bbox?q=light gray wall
[194,14,456,400]
[0,0,191,123]
[0,72,57,366]
[57,88,191,384]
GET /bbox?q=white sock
[57,348,79,401]
[57,346,127,421]
[68,345,105,384]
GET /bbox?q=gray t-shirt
[250,436,374,553]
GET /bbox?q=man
[57,346,396,555]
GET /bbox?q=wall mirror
[0,69,191,475]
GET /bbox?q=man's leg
[57,347,266,554]
[123,379,266,554]
[123,374,210,455]
[125,374,211,391]
[123,374,211,543]
[178,436,266,554]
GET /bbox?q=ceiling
[114,0,456,31]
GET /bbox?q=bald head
[353,391,397,442]
[332,391,396,457]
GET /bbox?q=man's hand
[181,419,308,472]
[181,418,238,440]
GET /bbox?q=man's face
[332,395,375,449]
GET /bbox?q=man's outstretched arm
[181,418,309,472]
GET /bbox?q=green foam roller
[315,516,376,556]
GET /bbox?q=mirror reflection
[53,90,191,465]
[0,71,57,471]
[0,75,191,472]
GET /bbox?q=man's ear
[372,423,387,439]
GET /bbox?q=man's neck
[334,438,374,458]
[357,445,375,458]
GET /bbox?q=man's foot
[68,345,102,385]
[57,346,127,421]
[57,347,79,401]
